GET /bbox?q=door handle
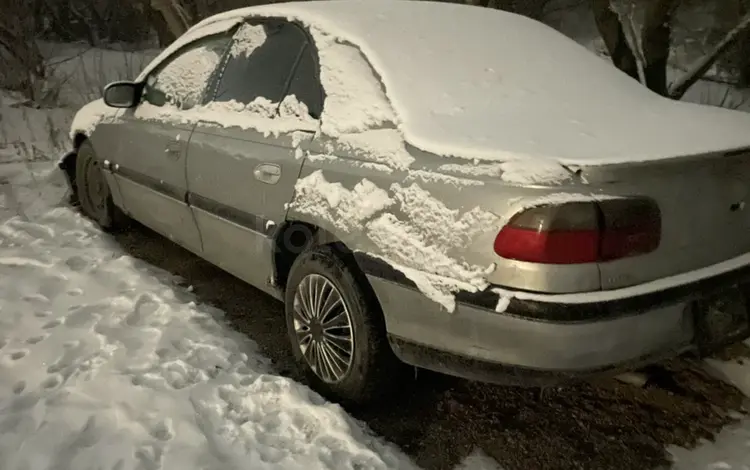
[254,163,281,184]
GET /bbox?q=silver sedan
[60,0,750,405]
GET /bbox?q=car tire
[285,244,408,406]
[75,140,128,231]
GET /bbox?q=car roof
[144,0,750,165]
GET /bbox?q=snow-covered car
[59,0,750,404]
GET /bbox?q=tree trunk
[511,0,550,19]
[714,0,750,86]
[150,8,177,46]
[639,0,678,96]
[0,3,45,100]
[592,0,677,96]
[592,0,639,81]
[150,0,190,40]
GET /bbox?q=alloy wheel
[292,273,355,383]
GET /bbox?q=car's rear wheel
[75,140,128,231]
[285,244,407,406]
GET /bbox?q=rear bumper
[357,254,750,386]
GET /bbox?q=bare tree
[669,12,750,99]
[592,0,677,96]
[593,0,750,98]
[464,0,551,18]
[0,0,46,100]
[508,0,552,19]
[150,0,192,40]
[609,0,647,85]
[711,0,750,86]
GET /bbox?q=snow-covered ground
[1,158,750,470]
[0,163,427,470]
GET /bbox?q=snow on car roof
[153,0,750,165]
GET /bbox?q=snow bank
[40,42,159,110]
[0,100,72,164]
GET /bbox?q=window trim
[202,18,271,106]
[283,20,326,119]
[203,16,326,119]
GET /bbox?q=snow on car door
[185,20,319,292]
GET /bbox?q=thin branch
[46,46,94,68]
[544,0,587,16]
[669,12,750,100]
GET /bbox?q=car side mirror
[103,81,142,108]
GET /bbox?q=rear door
[185,19,321,293]
[108,31,234,253]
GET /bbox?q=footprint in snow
[134,446,164,470]
[239,376,255,387]
[8,350,27,361]
[41,374,62,390]
[25,334,47,345]
[42,318,65,330]
[34,310,52,318]
[47,362,66,374]
[126,295,162,327]
[38,274,69,301]
[22,293,50,305]
[67,288,84,297]
[150,419,175,442]
[64,255,93,272]
[12,381,25,395]
[64,304,102,328]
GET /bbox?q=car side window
[211,20,307,105]
[143,34,233,110]
[285,42,324,119]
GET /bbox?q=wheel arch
[59,132,90,198]
[272,220,382,313]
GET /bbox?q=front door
[109,31,235,253]
[185,20,323,293]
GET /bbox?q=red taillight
[493,198,661,264]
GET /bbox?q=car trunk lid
[579,148,750,290]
